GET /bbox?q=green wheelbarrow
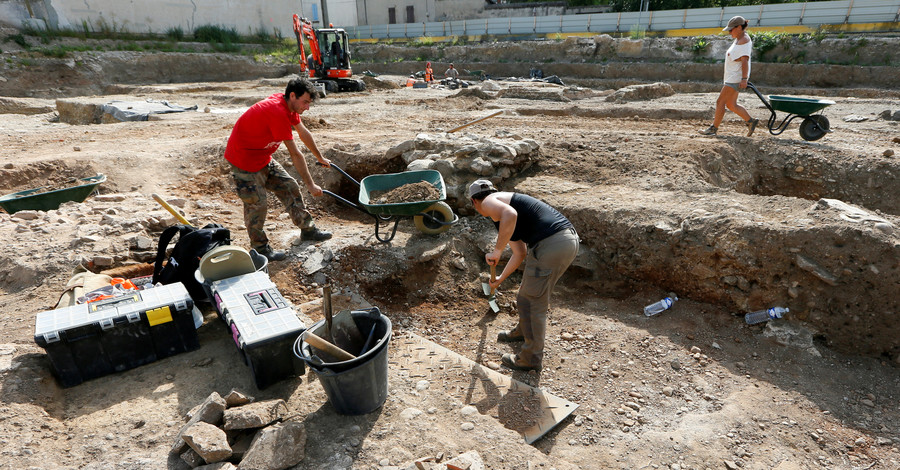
[322,163,458,243]
[0,174,106,214]
[747,83,835,141]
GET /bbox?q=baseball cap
[468,179,496,198]
[723,16,746,32]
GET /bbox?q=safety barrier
[346,0,900,40]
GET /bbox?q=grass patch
[4,33,31,49]
[629,25,646,40]
[692,36,709,53]
[193,25,240,43]
[36,46,69,58]
[165,26,185,42]
[750,31,789,58]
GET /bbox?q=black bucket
[294,308,391,415]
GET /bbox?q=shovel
[481,264,499,312]
[332,309,365,355]
[323,285,334,340]
[323,285,365,354]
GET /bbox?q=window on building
[388,7,396,24]
[406,6,415,23]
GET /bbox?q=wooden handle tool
[303,331,356,362]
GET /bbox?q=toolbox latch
[127,312,141,323]
[42,331,60,344]
[99,318,114,330]
[146,306,173,326]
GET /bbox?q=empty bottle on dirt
[644,296,677,316]
[744,307,789,325]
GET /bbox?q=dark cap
[724,16,747,32]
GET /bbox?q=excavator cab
[320,30,349,70]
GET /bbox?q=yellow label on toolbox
[146,306,173,326]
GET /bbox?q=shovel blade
[488,299,499,312]
[331,309,365,354]
[482,282,491,296]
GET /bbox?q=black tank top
[493,193,573,247]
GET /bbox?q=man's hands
[307,182,324,197]
[316,157,332,168]
[486,249,502,266]
[486,249,503,289]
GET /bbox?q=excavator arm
[292,14,322,75]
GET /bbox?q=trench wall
[520,178,900,362]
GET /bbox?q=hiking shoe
[746,118,760,137]
[501,353,541,372]
[497,329,524,343]
[699,126,718,136]
[301,228,332,242]
[256,245,286,262]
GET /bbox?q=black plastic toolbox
[34,282,200,387]
[210,272,305,389]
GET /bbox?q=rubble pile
[172,390,307,470]
[605,82,675,103]
[384,132,540,211]
[0,194,191,287]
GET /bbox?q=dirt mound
[371,181,441,205]
[451,87,496,100]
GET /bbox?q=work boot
[501,353,541,372]
[746,118,760,137]
[699,125,717,136]
[301,227,333,242]
[497,329,524,343]
[256,244,286,262]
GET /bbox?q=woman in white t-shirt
[699,16,760,136]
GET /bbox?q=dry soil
[0,43,899,470]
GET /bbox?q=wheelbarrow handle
[318,161,360,187]
[322,189,364,213]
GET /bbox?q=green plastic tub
[0,174,106,214]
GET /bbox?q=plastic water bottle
[744,307,789,325]
[644,296,677,316]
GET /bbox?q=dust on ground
[0,58,899,470]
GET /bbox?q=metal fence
[346,0,900,39]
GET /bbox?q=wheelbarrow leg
[374,217,401,243]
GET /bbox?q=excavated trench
[303,128,899,364]
[1,59,896,366]
[696,140,900,216]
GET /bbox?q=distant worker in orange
[406,75,416,87]
[425,62,434,83]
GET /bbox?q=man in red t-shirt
[224,78,332,261]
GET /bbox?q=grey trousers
[511,227,579,367]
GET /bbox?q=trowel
[481,264,499,313]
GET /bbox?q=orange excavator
[292,14,366,93]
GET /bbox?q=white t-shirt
[723,38,752,84]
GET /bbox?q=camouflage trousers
[230,160,316,249]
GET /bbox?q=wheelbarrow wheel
[799,115,830,141]
[414,202,454,235]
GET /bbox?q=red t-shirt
[224,93,301,172]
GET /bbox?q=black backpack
[152,223,231,301]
